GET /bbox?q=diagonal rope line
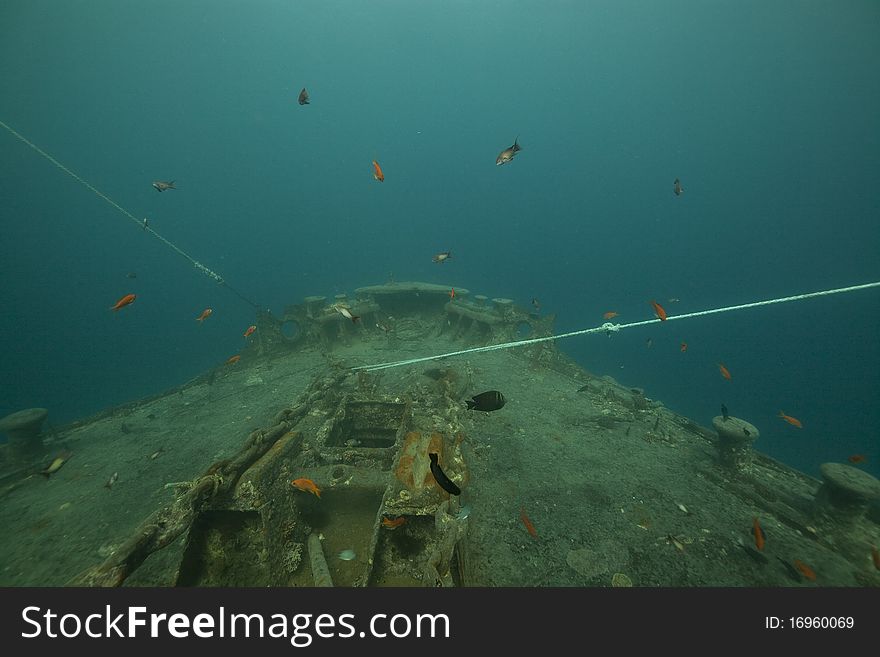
[352,281,880,372]
[0,119,261,309]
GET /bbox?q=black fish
[721,403,729,421]
[298,87,310,105]
[466,390,506,412]
[429,453,461,496]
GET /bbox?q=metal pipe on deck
[307,532,334,587]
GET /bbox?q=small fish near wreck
[778,411,803,428]
[793,559,817,581]
[466,390,506,412]
[110,293,136,312]
[372,160,384,182]
[432,251,452,264]
[298,87,310,105]
[428,453,461,496]
[152,180,175,192]
[752,517,766,552]
[104,471,119,490]
[673,178,684,196]
[382,516,406,530]
[333,304,360,323]
[41,451,72,478]
[291,477,321,498]
[650,300,667,321]
[496,137,522,166]
[520,507,538,539]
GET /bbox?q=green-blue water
[1,0,878,480]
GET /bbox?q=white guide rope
[352,281,880,372]
[0,119,224,284]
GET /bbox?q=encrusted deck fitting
[712,415,759,471]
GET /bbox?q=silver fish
[432,251,452,263]
[333,304,360,323]
[673,178,683,196]
[496,137,521,166]
[338,549,356,561]
[152,180,176,192]
[104,472,119,490]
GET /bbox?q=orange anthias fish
[848,454,866,464]
[382,516,406,529]
[752,517,765,551]
[603,311,619,320]
[718,363,732,380]
[793,560,816,581]
[372,160,384,182]
[650,300,667,321]
[449,288,455,300]
[110,293,136,311]
[196,308,213,322]
[225,354,241,365]
[778,411,803,428]
[680,342,688,353]
[520,507,538,539]
[291,478,321,498]
[243,325,257,338]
